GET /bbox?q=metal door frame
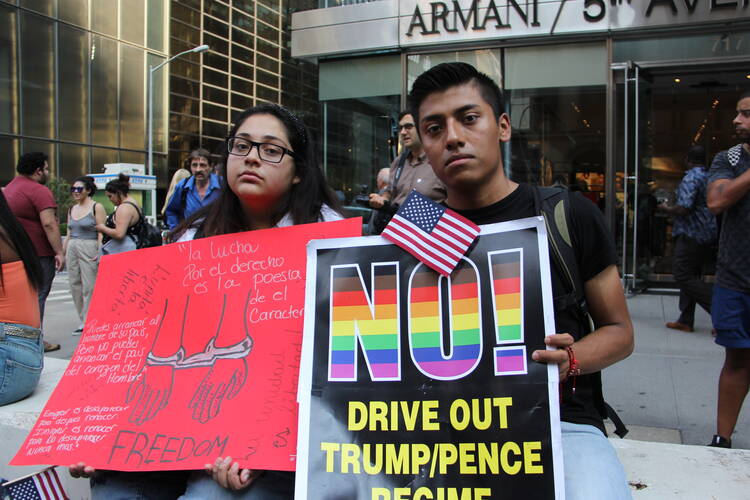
[611,61,644,293]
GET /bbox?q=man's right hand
[55,253,65,272]
[369,193,386,209]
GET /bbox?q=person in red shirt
[4,152,65,352]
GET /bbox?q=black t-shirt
[451,183,618,432]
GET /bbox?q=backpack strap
[390,151,409,196]
[122,201,143,232]
[534,185,627,436]
[532,186,587,319]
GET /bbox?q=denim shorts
[0,322,44,406]
[712,285,750,349]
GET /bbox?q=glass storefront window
[91,146,117,172]
[120,44,145,151]
[91,35,118,147]
[505,43,606,203]
[92,0,118,37]
[0,5,17,135]
[22,139,55,175]
[120,0,144,46]
[0,137,20,185]
[58,24,89,143]
[20,0,55,17]
[60,0,88,28]
[407,49,502,91]
[20,11,55,139]
[147,52,167,153]
[146,0,165,51]
[319,55,401,216]
[59,143,89,180]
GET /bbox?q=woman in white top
[70,103,343,499]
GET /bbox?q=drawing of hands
[125,364,176,425]
[188,357,248,423]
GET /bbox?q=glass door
[613,62,650,293]
[613,63,747,293]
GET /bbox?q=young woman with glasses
[63,176,105,335]
[69,103,343,499]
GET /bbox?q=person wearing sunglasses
[63,176,105,335]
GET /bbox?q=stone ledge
[612,438,750,499]
[3,359,749,499]
[1,357,89,499]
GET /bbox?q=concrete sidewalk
[603,292,750,449]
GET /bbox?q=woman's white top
[175,204,342,243]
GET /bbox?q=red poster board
[12,219,361,472]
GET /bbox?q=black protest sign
[297,217,564,500]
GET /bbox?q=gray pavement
[40,272,83,361]
[604,292,750,449]
[39,274,750,449]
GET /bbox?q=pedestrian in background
[658,145,717,333]
[63,176,105,335]
[96,174,141,255]
[160,163,191,219]
[706,90,750,449]
[0,189,44,405]
[368,110,446,232]
[165,148,222,230]
[4,152,64,352]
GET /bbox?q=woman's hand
[68,462,98,479]
[205,456,261,491]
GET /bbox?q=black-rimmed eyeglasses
[70,186,84,193]
[227,137,295,163]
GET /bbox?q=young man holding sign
[408,62,634,499]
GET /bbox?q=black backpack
[533,186,628,438]
[123,202,163,249]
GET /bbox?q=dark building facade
[167,0,320,176]
[0,0,170,189]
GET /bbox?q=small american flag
[382,191,480,276]
[2,467,68,500]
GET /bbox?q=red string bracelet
[565,346,581,394]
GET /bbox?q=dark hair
[171,103,342,240]
[686,145,706,165]
[184,148,212,169]
[738,90,750,102]
[407,62,505,128]
[0,190,42,290]
[73,175,97,196]
[16,152,48,176]
[398,110,413,122]
[105,173,130,196]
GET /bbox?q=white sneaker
[72,325,84,336]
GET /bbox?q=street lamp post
[147,44,209,222]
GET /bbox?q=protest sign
[12,218,362,472]
[297,217,564,499]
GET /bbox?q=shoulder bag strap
[390,151,410,194]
